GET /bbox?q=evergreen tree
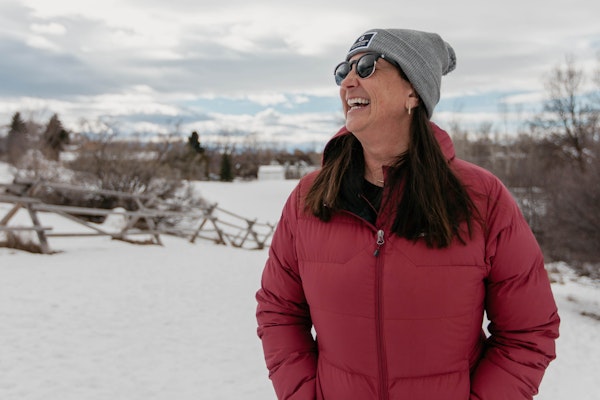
[188,131,205,154]
[182,130,209,180]
[219,152,234,182]
[6,112,28,165]
[42,113,70,161]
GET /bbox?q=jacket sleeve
[470,182,560,400]
[256,185,317,400]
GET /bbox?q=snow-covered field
[0,162,598,400]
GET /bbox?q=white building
[257,164,285,180]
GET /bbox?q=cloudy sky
[1,0,599,149]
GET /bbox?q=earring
[407,105,412,115]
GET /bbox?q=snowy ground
[0,162,599,400]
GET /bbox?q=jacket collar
[322,122,456,164]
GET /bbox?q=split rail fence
[0,179,276,254]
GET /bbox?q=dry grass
[0,232,44,254]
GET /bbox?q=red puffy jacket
[256,124,559,400]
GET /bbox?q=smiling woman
[256,28,560,400]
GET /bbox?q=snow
[0,163,598,400]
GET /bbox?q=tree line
[0,57,598,273]
[451,56,600,274]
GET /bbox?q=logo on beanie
[349,32,377,52]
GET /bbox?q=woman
[256,28,559,400]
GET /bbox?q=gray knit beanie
[346,28,456,118]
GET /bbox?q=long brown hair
[304,107,477,248]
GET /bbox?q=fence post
[25,204,51,254]
[131,196,163,245]
[190,203,226,245]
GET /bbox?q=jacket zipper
[374,229,385,256]
[374,229,388,400]
[342,207,389,399]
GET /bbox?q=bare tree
[67,125,183,210]
[530,56,600,271]
[543,141,600,271]
[532,56,600,171]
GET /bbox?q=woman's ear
[406,91,420,112]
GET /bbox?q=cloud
[30,22,67,35]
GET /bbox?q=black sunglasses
[334,53,394,86]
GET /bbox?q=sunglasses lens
[356,54,377,78]
[334,54,380,85]
[334,62,351,85]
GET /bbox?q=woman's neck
[362,140,408,187]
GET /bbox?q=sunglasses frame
[334,53,395,86]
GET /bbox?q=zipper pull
[374,229,385,256]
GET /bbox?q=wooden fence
[0,179,276,254]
